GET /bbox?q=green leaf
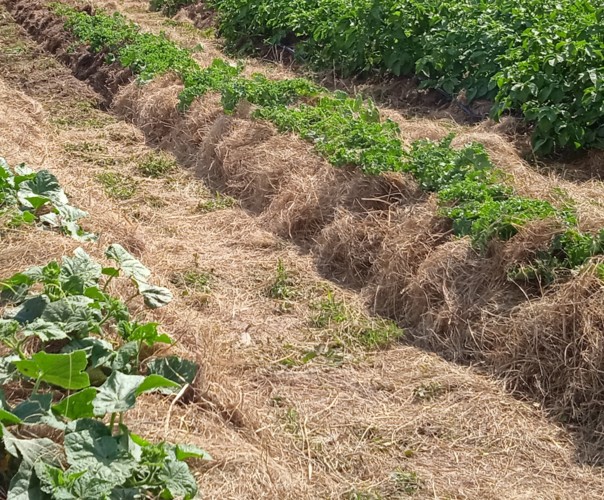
[64,419,134,488]
[52,388,97,420]
[118,321,172,346]
[60,248,102,287]
[135,374,180,396]
[14,350,90,390]
[0,355,19,384]
[112,341,138,374]
[158,460,198,498]
[35,462,86,499]
[175,443,212,461]
[17,170,68,208]
[146,356,198,390]
[0,273,34,304]
[22,319,69,342]
[8,295,50,323]
[93,371,180,416]
[127,432,151,447]
[107,488,141,499]
[9,209,36,228]
[41,296,101,338]
[137,282,173,309]
[101,267,120,278]
[62,337,115,369]
[93,371,144,415]
[3,424,61,500]
[12,394,52,424]
[3,424,61,463]
[0,318,19,341]
[0,408,22,425]
[105,244,150,283]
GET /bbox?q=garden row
[159,0,604,155]
[53,3,604,283]
[0,160,208,494]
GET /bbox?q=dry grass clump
[262,164,346,242]
[314,210,388,288]
[211,118,282,210]
[339,170,422,213]
[488,269,604,457]
[367,199,450,318]
[402,239,513,359]
[113,74,183,143]
[500,217,566,269]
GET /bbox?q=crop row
[183,0,604,155]
[0,158,208,496]
[50,4,604,282]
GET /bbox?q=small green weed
[413,381,445,401]
[357,319,404,349]
[137,151,177,178]
[63,141,116,166]
[172,269,213,293]
[311,290,349,328]
[96,172,137,200]
[268,259,295,300]
[390,469,420,494]
[311,290,403,350]
[64,141,106,154]
[50,100,115,129]
[284,407,300,434]
[196,191,237,212]
[1,41,27,54]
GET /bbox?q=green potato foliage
[51,2,604,280]
[209,0,604,154]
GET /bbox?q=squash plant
[0,158,94,241]
[0,246,207,499]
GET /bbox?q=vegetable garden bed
[6,0,604,466]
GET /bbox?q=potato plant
[208,0,604,154]
[50,2,604,281]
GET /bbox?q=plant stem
[31,377,42,395]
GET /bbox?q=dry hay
[211,118,282,211]
[314,209,387,288]
[487,270,604,459]
[113,74,183,144]
[261,163,346,242]
[402,238,513,359]
[8,0,604,470]
[368,199,450,317]
[500,217,566,269]
[0,77,48,164]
